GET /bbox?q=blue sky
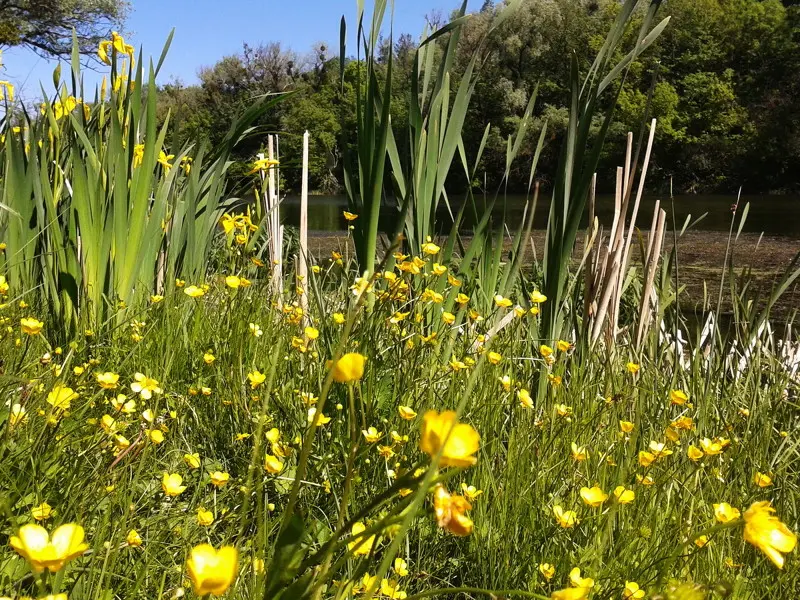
[3,0,478,104]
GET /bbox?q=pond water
[277,193,800,237]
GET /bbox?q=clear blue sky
[3,0,478,104]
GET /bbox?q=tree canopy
[158,0,800,194]
[0,0,129,57]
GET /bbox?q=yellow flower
[343,211,358,221]
[421,239,440,255]
[619,420,634,433]
[713,502,741,523]
[184,285,205,298]
[150,294,164,303]
[579,486,608,508]
[569,567,594,589]
[670,389,689,405]
[307,407,331,426]
[648,440,673,459]
[571,442,588,462]
[264,454,284,474]
[487,351,502,365]
[96,372,119,389]
[183,453,201,468]
[432,485,473,536]
[31,502,52,521]
[225,275,241,289]
[638,451,656,467]
[247,370,266,389]
[556,404,573,417]
[529,290,547,303]
[10,523,88,573]
[9,403,26,427]
[398,405,417,420]
[186,544,238,596]
[210,471,230,487]
[754,472,773,488]
[162,472,187,497]
[380,578,407,599]
[203,352,216,365]
[328,353,366,383]
[540,344,554,358]
[148,429,164,444]
[441,311,456,325]
[332,313,345,324]
[126,529,142,547]
[0,274,9,295]
[197,507,215,526]
[687,445,704,461]
[20,317,44,335]
[348,521,377,555]
[493,294,512,308]
[623,581,646,599]
[132,144,145,168]
[131,373,162,399]
[699,437,726,455]
[460,483,483,501]
[0,80,15,102]
[556,340,571,352]
[362,427,382,443]
[419,410,480,468]
[613,486,635,504]
[47,385,77,411]
[551,588,590,600]
[743,501,797,568]
[517,389,533,409]
[694,535,709,548]
[157,150,174,171]
[626,362,640,374]
[393,557,409,577]
[553,505,578,528]
[539,562,555,580]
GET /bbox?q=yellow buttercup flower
[540,344,554,358]
[571,442,588,462]
[460,483,483,501]
[247,370,266,389]
[551,587,590,600]
[225,275,242,289]
[419,410,479,468]
[162,472,187,497]
[31,502,52,521]
[348,521,377,555]
[626,362,640,374]
[432,485,473,536]
[393,557,409,577]
[553,505,578,528]
[184,285,205,298]
[130,373,162,400]
[126,529,143,547]
[264,454,284,474]
[96,372,119,389]
[517,389,533,409]
[197,507,214,526]
[210,471,230,487]
[539,562,555,580]
[743,501,797,568]
[623,581,646,599]
[619,420,634,433]
[20,317,44,335]
[186,544,238,596]
[343,211,358,221]
[569,567,594,590]
[10,523,88,573]
[529,290,547,303]
[398,405,417,420]
[670,389,689,405]
[754,472,773,487]
[579,486,608,507]
[613,486,635,504]
[47,385,77,411]
[713,502,741,523]
[362,427,382,443]
[687,445,704,461]
[493,294,512,308]
[328,353,366,383]
[556,340,571,352]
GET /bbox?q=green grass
[0,238,797,599]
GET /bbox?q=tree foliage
[157,0,800,194]
[0,0,129,57]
